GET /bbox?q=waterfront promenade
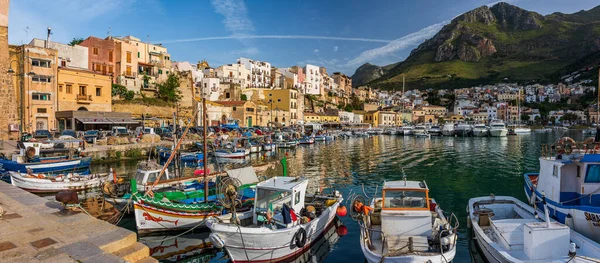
[0,181,156,263]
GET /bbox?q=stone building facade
[0,0,18,139]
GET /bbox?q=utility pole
[202,97,208,202]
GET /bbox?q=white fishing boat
[489,120,508,137]
[468,195,600,263]
[207,176,344,262]
[10,171,108,194]
[356,180,458,263]
[262,143,276,151]
[472,123,489,137]
[413,125,430,138]
[214,148,249,158]
[535,127,553,133]
[514,127,531,134]
[441,123,455,136]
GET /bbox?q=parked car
[111,126,129,137]
[83,130,100,143]
[60,129,76,138]
[155,127,172,139]
[34,130,52,139]
[135,127,156,136]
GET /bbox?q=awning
[75,117,113,124]
[107,117,139,125]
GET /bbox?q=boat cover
[226,166,259,185]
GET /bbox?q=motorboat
[401,126,413,136]
[535,127,553,133]
[524,136,600,244]
[213,148,249,158]
[468,195,600,262]
[413,125,429,138]
[384,128,398,135]
[428,125,442,136]
[10,171,107,194]
[489,121,508,137]
[206,176,343,262]
[299,136,315,144]
[441,123,455,136]
[472,123,489,137]
[455,123,472,137]
[0,141,91,174]
[514,127,531,134]
[357,180,458,263]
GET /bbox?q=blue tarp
[581,155,600,163]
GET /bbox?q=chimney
[45,27,51,48]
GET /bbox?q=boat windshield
[383,190,428,210]
[255,188,292,213]
[135,171,160,184]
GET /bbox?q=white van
[111,126,129,137]
[135,127,155,136]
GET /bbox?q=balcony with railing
[76,94,92,103]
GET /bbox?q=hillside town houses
[0,29,598,140]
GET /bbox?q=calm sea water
[94,130,589,263]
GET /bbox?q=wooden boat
[0,141,91,174]
[10,171,107,193]
[133,166,259,233]
[356,180,457,263]
[467,195,600,262]
[206,177,343,262]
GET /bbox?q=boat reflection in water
[139,231,218,263]
[139,217,346,263]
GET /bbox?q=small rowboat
[10,171,108,194]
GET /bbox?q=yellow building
[9,44,58,132]
[422,105,447,116]
[321,114,340,123]
[364,110,397,127]
[263,89,301,126]
[217,101,258,127]
[57,68,111,112]
[304,112,322,123]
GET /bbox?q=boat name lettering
[584,212,600,226]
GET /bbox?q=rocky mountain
[353,2,600,89]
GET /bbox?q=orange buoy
[336,204,347,217]
[336,225,348,236]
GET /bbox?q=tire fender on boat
[293,227,307,248]
[209,233,225,248]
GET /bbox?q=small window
[59,85,63,92]
[294,191,301,205]
[61,60,66,67]
[37,108,47,113]
[109,50,113,62]
[553,165,559,177]
[108,66,113,73]
[158,69,163,74]
[585,165,600,183]
[126,52,132,63]
[32,93,51,101]
[95,64,101,71]
[277,99,281,102]
[93,47,99,55]
[233,107,237,111]
[96,87,101,97]
[66,84,72,94]
[137,52,140,58]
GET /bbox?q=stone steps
[113,242,150,263]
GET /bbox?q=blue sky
[8,0,600,75]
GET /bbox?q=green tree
[534,115,541,124]
[111,83,127,97]
[344,105,354,112]
[521,114,530,123]
[241,94,248,101]
[68,38,84,46]
[155,73,181,102]
[349,93,362,110]
[561,113,578,123]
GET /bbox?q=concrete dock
[0,181,157,263]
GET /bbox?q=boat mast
[173,112,179,177]
[203,97,208,202]
[597,68,600,137]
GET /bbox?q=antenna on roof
[23,26,29,45]
[107,26,112,37]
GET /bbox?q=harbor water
[93,130,586,262]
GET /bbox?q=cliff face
[351,63,386,87]
[365,2,600,90]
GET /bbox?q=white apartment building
[304,64,321,95]
[237,57,271,88]
[216,63,250,88]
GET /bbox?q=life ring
[558,137,577,154]
[294,228,307,248]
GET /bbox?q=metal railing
[76,94,92,101]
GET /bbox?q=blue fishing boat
[157,147,204,167]
[524,135,600,243]
[0,142,91,174]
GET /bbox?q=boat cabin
[253,177,308,226]
[379,180,432,237]
[534,154,600,207]
[135,161,171,191]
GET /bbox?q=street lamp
[7,60,35,138]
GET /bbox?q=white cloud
[153,35,392,44]
[334,46,339,52]
[313,49,320,54]
[347,21,448,66]
[211,0,254,34]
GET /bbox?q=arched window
[77,107,88,111]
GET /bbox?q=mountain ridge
[352,2,600,89]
